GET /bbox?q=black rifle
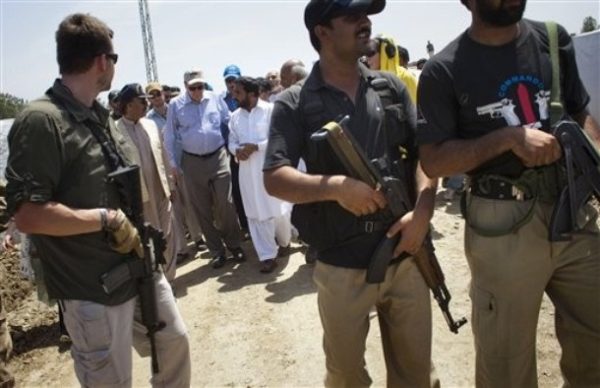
[311,116,467,333]
[549,120,600,241]
[101,165,166,374]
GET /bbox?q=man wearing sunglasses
[164,69,245,269]
[264,0,438,386]
[5,13,190,386]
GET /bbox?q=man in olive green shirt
[5,14,190,387]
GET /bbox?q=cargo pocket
[470,285,499,357]
[70,302,123,385]
[466,195,536,237]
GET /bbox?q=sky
[0,0,598,103]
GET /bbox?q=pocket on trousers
[467,195,535,236]
[70,301,125,385]
[76,301,112,353]
[470,285,499,356]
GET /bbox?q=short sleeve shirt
[416,19,589,177]
[5,79,139,305]
[264,62,416,268]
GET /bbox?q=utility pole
[138,0,158,82]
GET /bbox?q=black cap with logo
[304,0,385,30]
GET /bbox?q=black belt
[183,146,223,159]
[470,176,534,201]
[362,220,389,233]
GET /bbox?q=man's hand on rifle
[387,210,430,257]
[335,176,386,216]
[106,209,144,258]
[511,126,562,167]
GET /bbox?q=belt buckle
[365,221,374,233]
[511,185,525,201]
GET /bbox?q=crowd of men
[1,0,599,387]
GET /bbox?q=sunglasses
[149,92,162,98]
[188,84,204,91]
[105,53,119,64]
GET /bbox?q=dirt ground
[1,191,573,387]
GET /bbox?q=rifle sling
[545,21,565,125]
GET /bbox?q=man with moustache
[263,0,439,386]
[417,0,600,386]
[228,77,291,273]
[5,14,190,386]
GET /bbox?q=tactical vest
[292,73,417,253]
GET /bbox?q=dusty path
[6,193,564,387]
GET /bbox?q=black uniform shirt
[264,62,416,268]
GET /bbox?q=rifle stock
[549,121,600,241]
[312,116,467,333]
[107,165,166,374]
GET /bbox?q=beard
[476,0,527,27]
[236,97,250,110]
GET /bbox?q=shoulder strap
[368,75,397,109]
[87,120,127,172]
[545,21,565,125]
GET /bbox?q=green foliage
[0,93,26,119]
[581,16,598,33]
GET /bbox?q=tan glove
[0,318,12,362]
[106,209,144,258]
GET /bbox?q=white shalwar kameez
[228,99,291,262]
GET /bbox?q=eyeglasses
[188,84,204,91]
[149,92,162,99]
[105,53,119,64]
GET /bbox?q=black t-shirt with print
[416,19,589,177]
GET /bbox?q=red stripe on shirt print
[517,83,537,125]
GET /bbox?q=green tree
[581,16,598,33]
[0,93,26,119]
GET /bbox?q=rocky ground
[1,192,591,387]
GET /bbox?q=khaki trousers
[466,196,600,388]
[313,259,439,388]
[61,273,191,387]
[181,149,241,258]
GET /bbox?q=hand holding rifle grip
[313,116,467,333]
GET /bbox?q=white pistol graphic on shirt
[476,98,521,126]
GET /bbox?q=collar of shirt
[119,116,141,128]
[47,79,109,124]
[304,61,374,93]
[183,90,209,106]
[148,107,166,120]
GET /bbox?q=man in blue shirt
[221,64,240,112]
[164,69,244,268]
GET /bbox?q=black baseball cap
[117,83,149,104]
[304,0,385,30]
[108,89,120,103]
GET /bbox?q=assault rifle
[311,116,467,333]
[549,120,600,241]
[101,165,166,374]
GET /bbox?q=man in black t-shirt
[417,1,600,387]
[263,1,439,386]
